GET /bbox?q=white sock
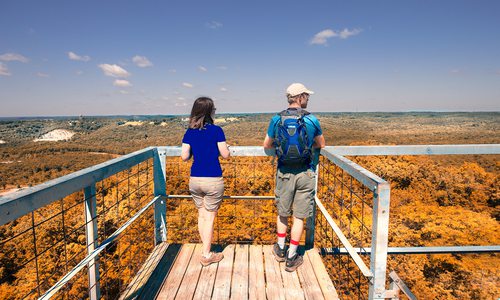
[278,236,286,249]
[288,241,299,258]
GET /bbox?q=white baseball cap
[286,83,314,97]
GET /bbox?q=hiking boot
[273,243,286,262]
[285,252,303,272]
[200,252,224,267]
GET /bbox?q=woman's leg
[198,206,217,257]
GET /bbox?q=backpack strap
[278,108,310,117]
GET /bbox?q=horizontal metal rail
[162,144,500,158]
[167,194,275,200]
[323,245,500,255]
[0,147,155,226]
[38,195,161,300]
[325,144,500,156]
[159,145,268,157]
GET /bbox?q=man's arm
[263,134,276,156]
[263,134,274,149]
[313,134,326,149]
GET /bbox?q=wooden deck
[120,243,338,300]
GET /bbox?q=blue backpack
[274,109,313,168]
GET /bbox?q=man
[263,82,325,272]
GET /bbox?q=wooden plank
[175,244,204,299]
[306,249,339,300]
[212,245,235,300]
[157,243,196,300]
[231,244,249,299]
[193,251,219,300]
[297,252,324,300]
[140,244,182,299]
[119,242,169,300]
[263,245,285,300]
[279,260,305,300]
[248,245,266,300]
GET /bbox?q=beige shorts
[189,177,224,211]
[275,169,316,219]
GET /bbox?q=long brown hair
[189,97,215,129]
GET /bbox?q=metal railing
[0,147,159,299]
[0,144,499,299]
[314,145,500,300]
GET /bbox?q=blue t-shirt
[267,109,323,171]
[182,123,226,177]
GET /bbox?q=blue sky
[1,1,499,116]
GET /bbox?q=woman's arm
[181,143,191,161]
[218,141,230,159]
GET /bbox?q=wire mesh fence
[0,158,154,300]
[315,155,373,299]
[165,156,279,245]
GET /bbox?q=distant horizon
[1,110,499,120]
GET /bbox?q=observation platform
[1,145,499,300]
[120,243,338,300]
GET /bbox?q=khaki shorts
[275,169,316,219]
[189,177,224,211]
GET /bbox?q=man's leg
[288,216,304,258]
[277,215,288,249]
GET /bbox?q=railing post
[153,147,167,244]
[84,184,100,300]
[305,171,319,249]
[369,182,391,300]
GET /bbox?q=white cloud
[206,21,223,29]
[217,66,228,70]
[169,69,177,73]
[310,29,337,45]
[132,55,153,67]
[68,51,90,62]
[310,28,361,45]
[220,87,228,92]
[98,64,130,78]
[119,90,129,94]
[76,70,83,75]
[0,53,29,63]
[339,28,362,39]
[0,63,11,76]
[182,82,194,88]
[113,79,132,87]
[198,66,207,72]
[37,72,49,78]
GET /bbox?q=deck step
[119,242,172,300]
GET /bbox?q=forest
[0,112,498,299]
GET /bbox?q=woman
[181,97,230,266]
